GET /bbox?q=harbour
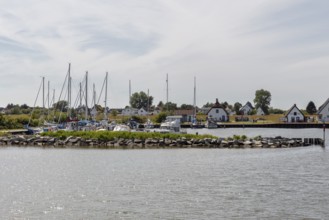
[1,145,328,219]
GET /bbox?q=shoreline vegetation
[0,131,323,149]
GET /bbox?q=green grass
[41,130,217,141]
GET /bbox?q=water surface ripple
[1,129,329,219]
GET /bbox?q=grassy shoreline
[41,130,217,141]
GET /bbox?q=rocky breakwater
[0,135,324,149]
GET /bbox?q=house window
[294,112,297,116]
[216,109,219,113]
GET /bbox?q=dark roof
[212,98,224,108]
[240,101,254,110]
[174,109,194,115]
[317,98,329,114]
[206,98,228,115]
[284,104,305,117]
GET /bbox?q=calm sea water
[1,128,329,219]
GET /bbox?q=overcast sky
[1,0,329,110]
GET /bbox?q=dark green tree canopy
[53,100,68,112]
[233,102,242,115]
[163,102,177,112]
[180,104,194,110]
[203,102,214,108]
[253,89,271,114]
[129,91,153,110]
[306,101,317,114]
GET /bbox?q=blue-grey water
[1,128,329,219]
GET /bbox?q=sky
[1,0,329,110]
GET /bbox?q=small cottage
[207,99,229,122]
[174,109,195,123]
[284,104,305,123]
[317,98,329,122]
[240,102,254,115]
[256,107,265,116]
[138,108,148,116]
[121,107,138,116]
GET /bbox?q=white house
[284,104,305,123]
[240,102,254,115]
[256,107,265,116]
[121,107,138,116]
[199,107,211,115]
[207,99,229,122]
[317,98,329,122]
[138,108,148,116]
[174,109,194,123]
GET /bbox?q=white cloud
[0,0,329,110]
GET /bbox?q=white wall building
[207,99,229,122]
[138,108,148,116]
[121,107,138,116]
[256,107,265,116]
[317,98,329,122]
[240,102,254,115]
[284,104,305,123]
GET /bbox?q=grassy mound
[41,130,217,141]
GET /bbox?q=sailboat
[191,77,202,128]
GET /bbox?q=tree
[155,112,167,123]
[53,100,68,112]
[253,89,271,115]
[111,109,118,118]
[180,104,194,110]
[130,91,153,110]
[157,101,164,108]
[306,101,317,115]
[203,102,214,108]
[20,104,30,109]
[268,107,284,114]
[163,102,177,112]
[233,102,242,115]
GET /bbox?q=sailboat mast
[147,89,149,114]
[48,81,50,109]
[67,63,71,118]
[129,80,131,106]
[85,71,88,120]
[166,73,168,112]
[93,83,96,107]
[193,76,196,117]
[52,89,55,111]
[79,82,82,107]
[42,76,45,109]
[104,72,108,120]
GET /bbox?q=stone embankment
[0,135,324,148]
